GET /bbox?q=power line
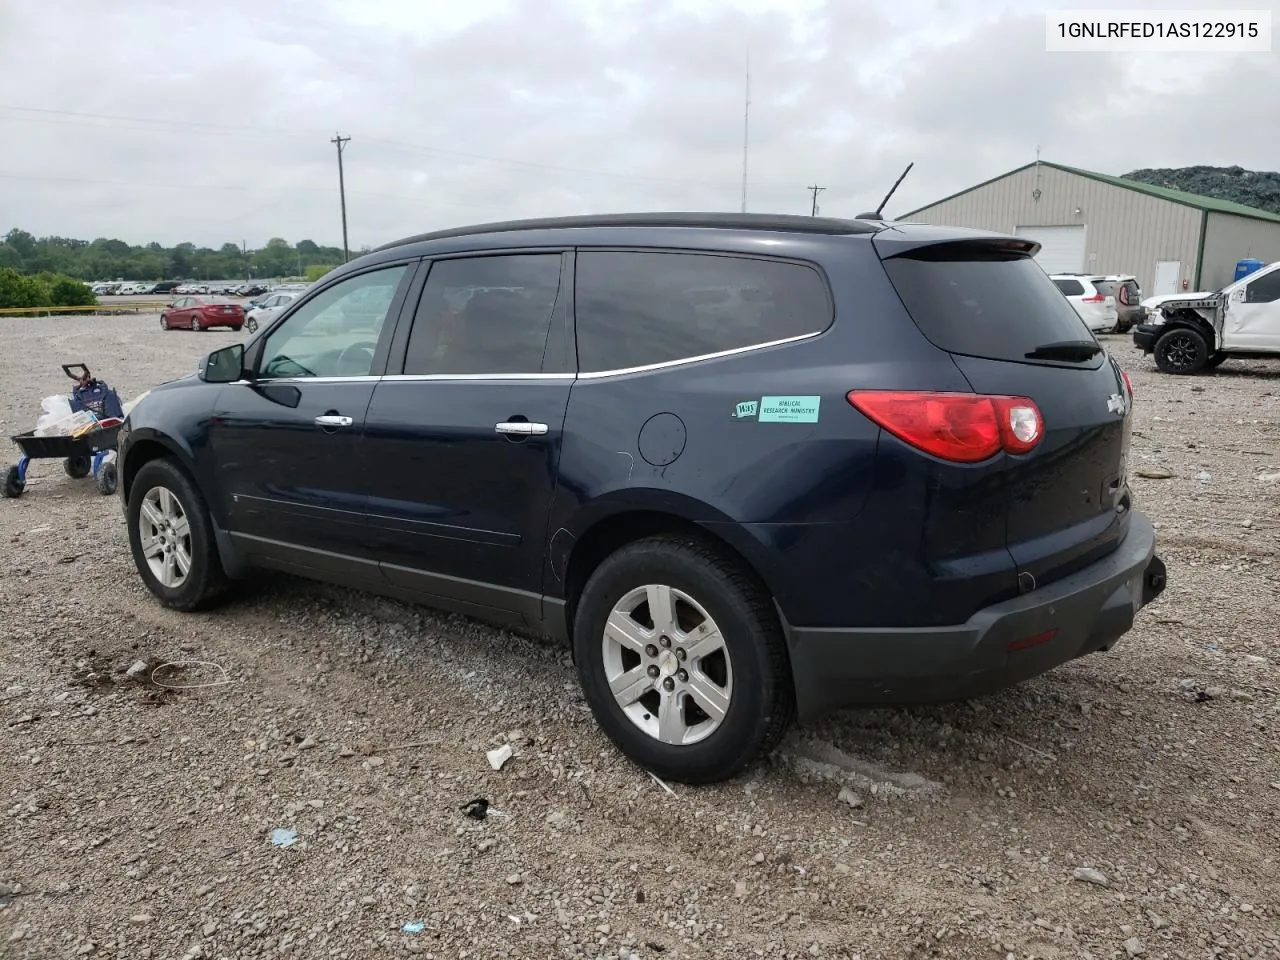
[807,184,826,216]
[0,103,763,191]
[0,170,490,209]
[331,133,351,263]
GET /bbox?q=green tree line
[0,268,97,310]
[0,228,348,282]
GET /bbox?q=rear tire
[2,464,23,498]
[64,455,91,479]
[1154,327,1209,375]
[191,316,202,332]
[126,458,228,611]
[572,535,794,785]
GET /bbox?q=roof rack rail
[375,212,881,252]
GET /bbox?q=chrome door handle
[315,415,353,428]
[495,421,548,436]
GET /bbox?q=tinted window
[403,254,562,375]
[260,265,407,379]
[1245,269,1280,303]
[883,251,1094,364]
[1053,278,1086,296]
[575,251,831,373]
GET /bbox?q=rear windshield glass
[882,251,1094,363]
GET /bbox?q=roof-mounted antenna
[740,47,751,213]
[857,162,914,220]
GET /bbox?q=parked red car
[160,297,245,332]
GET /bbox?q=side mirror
[199,344,246,384]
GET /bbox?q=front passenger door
[209,263,415,581]
[1223,268,1280,350]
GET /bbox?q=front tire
[160,314,170,330]
[191,316,202,332]
[126,458,228,611]
[1154,327,1209,375]
[572,535,794,785]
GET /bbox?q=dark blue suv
[117,213,1167,783]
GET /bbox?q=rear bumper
[781,511,1165,721]
[1115,307,1145,332]
[1133,324,1160,353]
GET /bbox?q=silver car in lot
[244,291,302,333]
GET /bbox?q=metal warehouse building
[896,161,1280,297]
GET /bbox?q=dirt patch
[1,319,1278,959]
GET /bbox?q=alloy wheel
[601,584,734,746]
[137,486,192,588]
[1160,332,1199,372]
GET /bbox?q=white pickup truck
[1134,261,1280,374]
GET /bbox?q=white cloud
[0,0,1274,247]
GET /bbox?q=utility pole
[740,49,750,213]
[241,239,248,284]
[331,133,351,262]
[807,185,826,216]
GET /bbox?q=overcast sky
[1,0,1276,249]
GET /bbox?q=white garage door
[1015,225,1086,274]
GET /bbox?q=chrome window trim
[575,329,823,379]
[233,330,821,386]
[381,373,575,382]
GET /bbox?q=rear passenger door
[361,252,573,628]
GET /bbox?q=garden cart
[2,364,123,498]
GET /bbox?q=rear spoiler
[870,226,1040,261]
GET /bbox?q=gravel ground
[1,315,1278,960]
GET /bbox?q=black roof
[375,212,882,252]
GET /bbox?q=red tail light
[1081,294,1105,302]
[1120,368,1133,398]
[847,391,1043,463]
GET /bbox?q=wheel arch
[120,431,197,503]
[1158,311,1218,349]
[558,504,785,645]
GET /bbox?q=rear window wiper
[1024,340,1103,362]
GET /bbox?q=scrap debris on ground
[1,315,1278,959]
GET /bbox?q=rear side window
[1053,278,1085,296]
[404,254,563,375]
[574,251,832,373]
[882,251,1093,363]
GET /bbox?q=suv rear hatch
[873,233,1133,589]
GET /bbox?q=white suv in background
[1050,274,1119,333]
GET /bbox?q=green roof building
[896,161,1280,296]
